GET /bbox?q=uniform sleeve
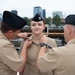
[0,42,24,71]
[37,49,58,73]
[19,39,24,53]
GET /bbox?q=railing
[28,32,64,37]
[28,32,65,46]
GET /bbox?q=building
[33,6,46,18]
[0,13,2,27]
[0,13,2,20]
[33,6,41,16]
[42,9,46,18]
[52,11,63,18]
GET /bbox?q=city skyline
[0,0,75,18]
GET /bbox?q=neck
[4,33,11,40]
[68,37,75,42]
[33,33,44,41]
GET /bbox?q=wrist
[40,43,52,49]
[40,43,47,48]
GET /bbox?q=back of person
[0,10,27,75]
[0,33,16,75]
[66,44,75,75]
[49,42,75,75]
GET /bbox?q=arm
[37,36,58,72]
[0,39,32,72]
[17,39,32,72]
[36,35,48,67]
[18,32,28,39]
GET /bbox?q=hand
[40,35,48,44]
[23,39,32,48]
[18,32,28,39]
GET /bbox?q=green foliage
[23,17,30,26]
[52,15,61,26]
[44,17,51,25]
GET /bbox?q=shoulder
[0,39,15,48]
[52,45,67,55]
[47,37,55,42]
[46,37,57,47]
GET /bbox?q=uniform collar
[67,38,75,44]
[29,35,40,45]
[0,31,8,40]
[29,35,36,43]
[28,35,33,40]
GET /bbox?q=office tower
[33,6,46,18]
[42,9,46,18]
[33,6,41,16]
[0,13,2,20]
[52,11,63,18]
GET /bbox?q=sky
[0,0,75,18]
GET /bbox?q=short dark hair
[1,21,19,33]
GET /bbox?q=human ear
[67,26,72,34]
[8,30,13,35]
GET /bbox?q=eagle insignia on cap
[39,17,41,20]
[31,13,43,22]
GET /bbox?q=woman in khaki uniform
[37,15,75,75]
[0,11,32,75]
[20,13,57,75]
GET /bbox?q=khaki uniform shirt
[0,31,24,75]
[37,39,75,75]
[21,35,57,75]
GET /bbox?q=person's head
[1,10,27,39]
[64,15,75,42]
[30,13,45,35]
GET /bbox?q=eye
[31,23,36,26]
[38,23,42,26]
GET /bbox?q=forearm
[20,45,27,63]
[17,46,27,72]
[19,70,24,75]
[36,46,46,68]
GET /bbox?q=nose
[35,25,39,28]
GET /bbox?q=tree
[52,15,61,26]
[23,17,30,26]
[44,17,51,25]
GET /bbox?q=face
[8,30,21,39]
[30,21,45,35]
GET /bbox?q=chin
[34,32,40,35]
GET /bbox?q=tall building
[52,11,63,18]
[0,13,2,21]
[11,10,18,15]
[42,9,46,18]
[33,6,41,16]
[33,6,46,18]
